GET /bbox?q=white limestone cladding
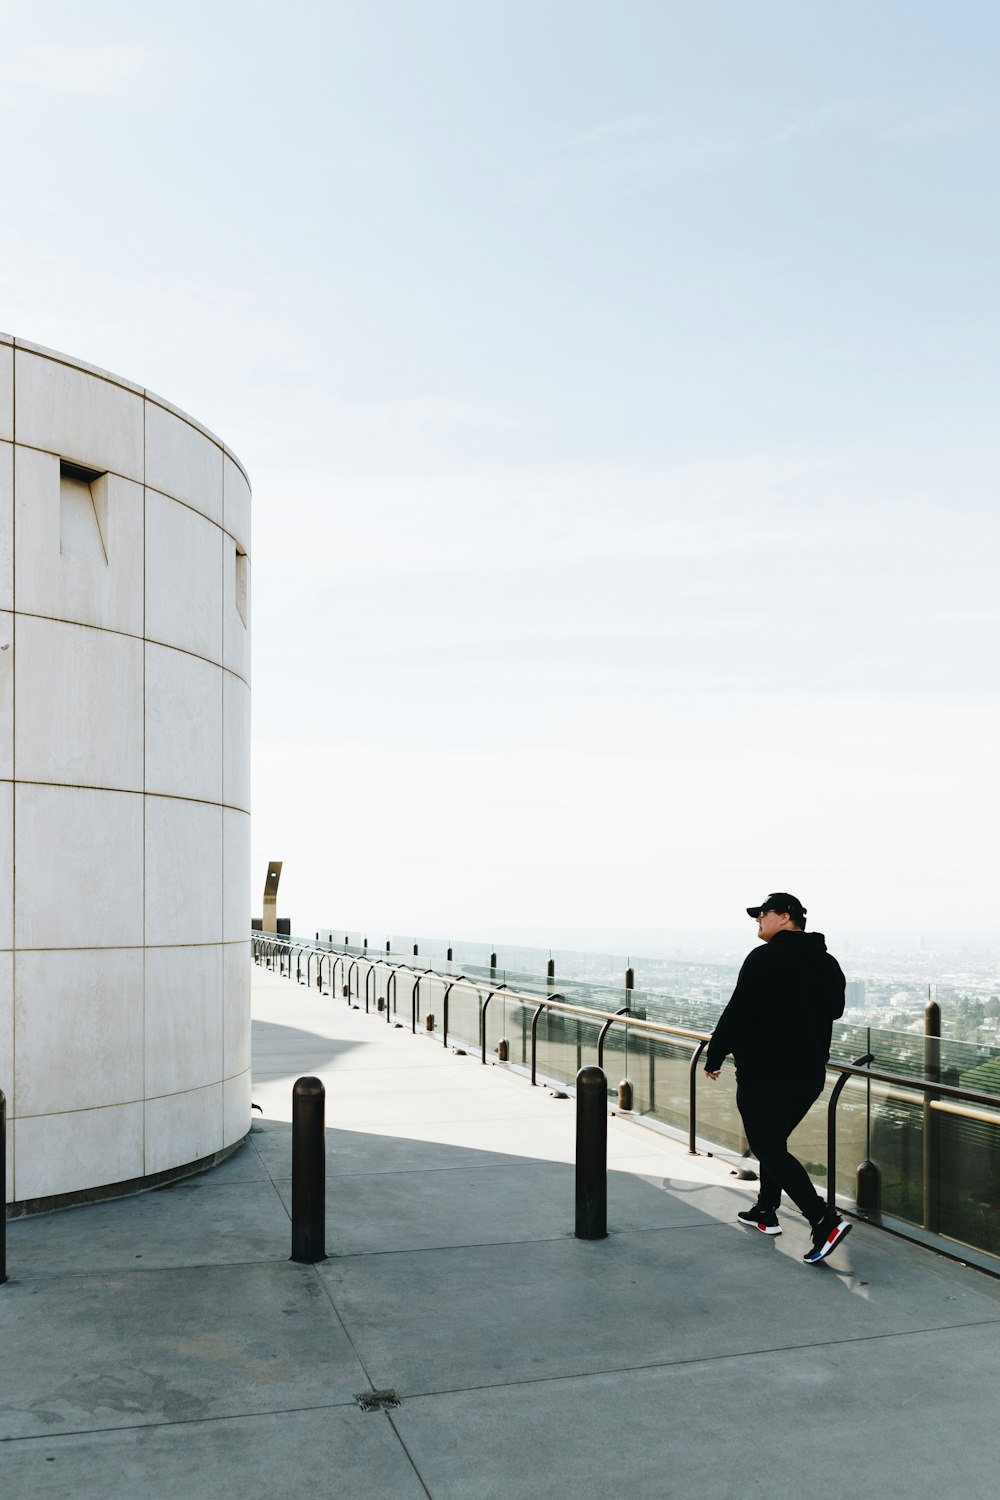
[0,334,251,1206]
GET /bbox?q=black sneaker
[803,1212,852,1263]
[737,1203,782,1235]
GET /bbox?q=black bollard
[0,1088,6,1285]
[857,1158,881,1216]
[291,1077,326,1263]
[618,1079,633,1111]
[575,1066,608,1239]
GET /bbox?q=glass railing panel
[597,1021,631,1101]
[489,997,536,1071]
[625,1031,697,1137]
[870,1080,924,1225]
[416,974,446,1033]
[483,990,516,1057]
[829,1074,873,1204]
[935,1105,1000,1255]
[535,1011,603,1087]
[690,1067,746,1156]
[443,982,483,1051]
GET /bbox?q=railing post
[688,1039,707,1153]
[1,1088,7,1285]
[827,1053,874,1207]
[575,1066,608,1239]
[856,1025,881,1216]
[530,1003,543,1084]
[291,1077,326,1264]
[924,1001,941,1232]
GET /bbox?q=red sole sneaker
[804,1218,852,1263]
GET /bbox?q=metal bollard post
[575,1066,608,1239]
[618,1079,633,1111]
[1,1089,6,1285]
[498,1038,509,1062]
[291,1077,326,1264]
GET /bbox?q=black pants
[736,1073,826,1221]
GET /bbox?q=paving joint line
[386,1410,435,1500]
[0,1395,374,1447]
[317,1219,726,1262]
[377,1313,1000,1405]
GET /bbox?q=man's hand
[705,1069,720,1081]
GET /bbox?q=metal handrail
[827,1053,876,1195]
[480,984,509,1064]
[255,933,1000,1164]
[442,976,472,1049]
[597,1007,631,1071]
[688,1039,708,1153]
[410,968,435,1033]
[531,997,564,1085]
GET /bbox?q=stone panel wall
[0,334,251,1206]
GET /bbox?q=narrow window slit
[235,546,248,626]
[59,459,109,563]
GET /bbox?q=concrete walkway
[3,965,1000,1499]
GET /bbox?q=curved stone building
[0,334,251,1210]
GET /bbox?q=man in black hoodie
[705,894,851,1264]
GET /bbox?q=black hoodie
[705,930,846,1080]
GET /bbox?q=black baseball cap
[747,893,807,921]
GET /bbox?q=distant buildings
[846,979,866,1008]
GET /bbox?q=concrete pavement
[3,963,1000,1498]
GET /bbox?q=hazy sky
[2,2,997,951]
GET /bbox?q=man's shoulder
[734,944,771,983]
[740,943,770,968]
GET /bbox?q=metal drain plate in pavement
[356,1389,401,1412]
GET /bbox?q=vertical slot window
[235,546,248,626]
[59,460,108,563]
